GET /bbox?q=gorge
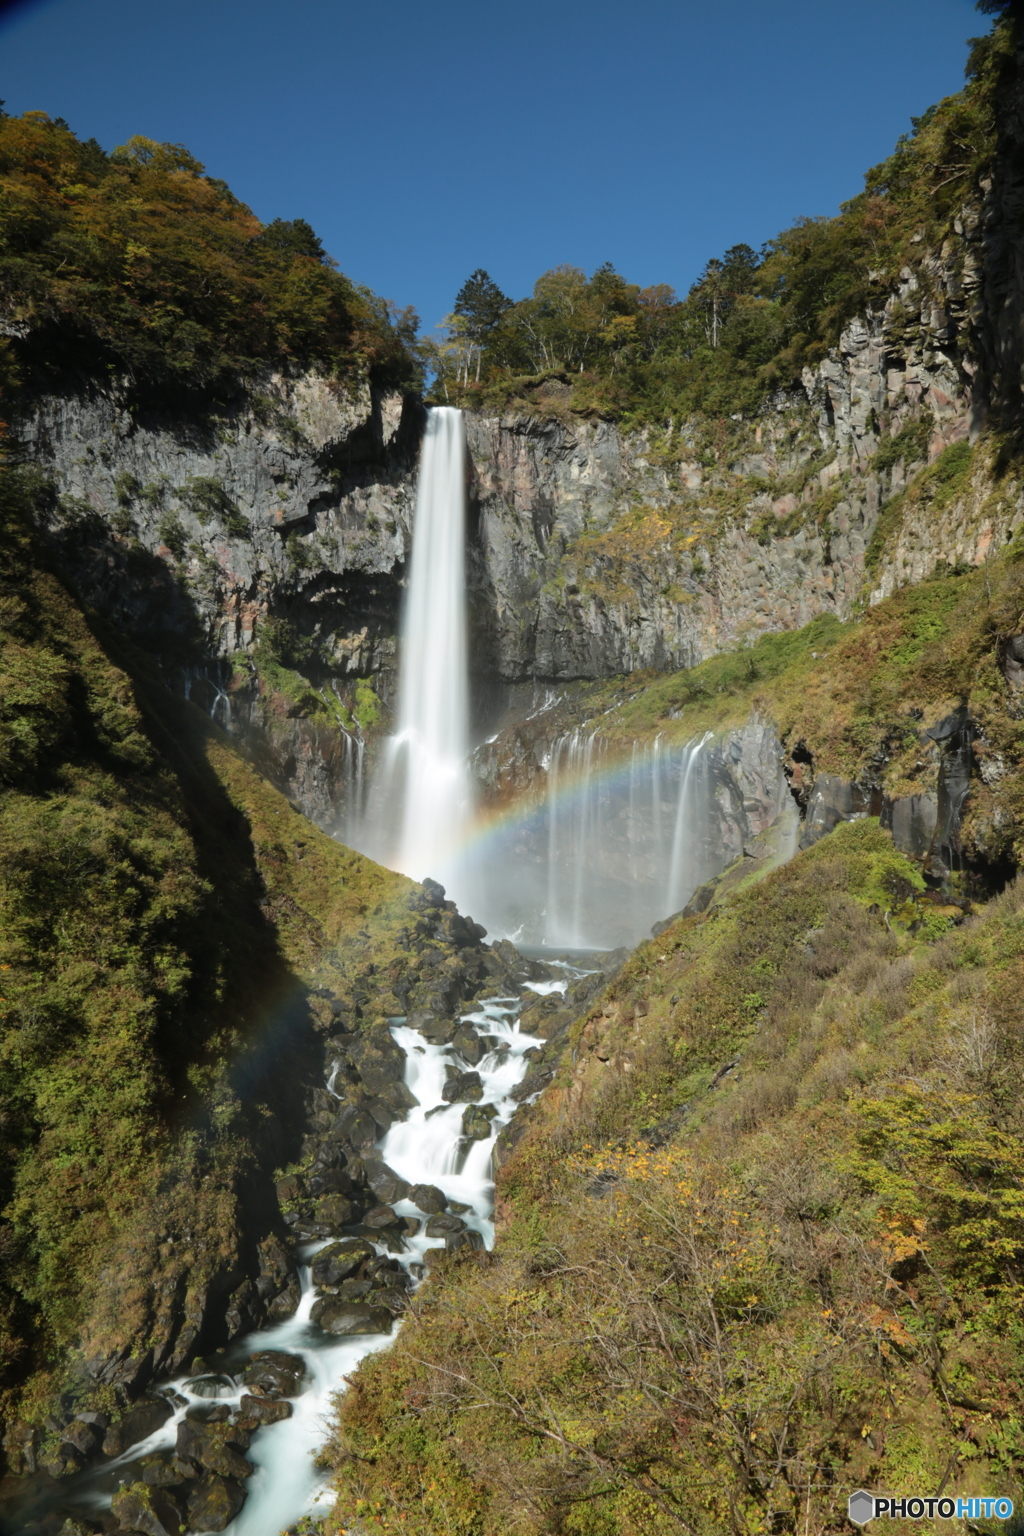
[4,9,1024,1534]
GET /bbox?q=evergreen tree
[453,269,512,344]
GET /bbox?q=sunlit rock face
[20,223,1019,701]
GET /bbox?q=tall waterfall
[388,406,471,883]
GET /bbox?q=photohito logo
[848,1491,1015,1524]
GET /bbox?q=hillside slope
[0,461,423,1461]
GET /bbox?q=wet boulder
[176,1419,253,1481]
[462,1103,498,1140]
[111,1482,185,1536]
[310,1298,393,1336]
[185,1472,246,1532]
[362,1203,401,1230]
[364,1097,395,1133]
[140,1454,188,1487]
[442,1070,484,1104]
[311,1239,373,1287]
[332,1104,378,1149]
[378,1079,419,1113]
[102,1396,174,1457]
[446,1228,486,1255]
[425,1213,467,1238]
[365,1160,410,1205]
[239,1394,292,1424]
[315,1193,362,1230]
[452,1024,484,1065]
[408,1182,447,1214]
[408,1010,456,1044]
[241,1350,306,1399]
[352,1028,406,1095]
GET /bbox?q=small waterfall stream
[52,979,569,1536]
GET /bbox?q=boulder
[370,1286,411,1314]
[239,1394,292,1425]
[185,1472,246,1532]
[441,1070,484,1104]
[408,1183,448,1215]
[452,1024,485,1065]
[333,1105,378,1149]
[308,1166,358,1197]
[111,1483,184,1536]
[310,1299,393,1336]
[241,1350,306,1399]
[175,1418,253,1481]
[364,1097,395,1132]
[446,1228,486,1255]
[353,1029,406,1095]
[311,1239,373,1287]
[378,1079,419,1113]
[275,1173,306,1202]
[408,1010,456,1044]
[365,1160,410,1205]
[60,1419,102,1457]
[42,1443,85,1477]
[462,1103,498,1140]
[316,1193,361,1229]
[102,1396,173,1457]
[425,1213,467,1238]
[362,1203,400,1230]
[140,1453,188,1486]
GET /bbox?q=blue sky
[0,0,982,335]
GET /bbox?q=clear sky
[0,0,983,336]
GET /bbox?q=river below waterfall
[7,971,581,1536]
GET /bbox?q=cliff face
[25,258,1017,703]
[23,375,422,672]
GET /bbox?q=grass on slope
[326,820,1024,1536]
[0,464,416,1439]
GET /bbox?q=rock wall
[23,374,422,671]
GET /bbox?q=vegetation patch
[327,820,1024,1534]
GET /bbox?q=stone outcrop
[23,373,422,670]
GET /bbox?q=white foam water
[375,405,472,887]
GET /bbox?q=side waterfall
[538,732,712,948]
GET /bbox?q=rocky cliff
[22,244,1020,709]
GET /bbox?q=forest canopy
[0,112,422,411]
[429,10,1014,426]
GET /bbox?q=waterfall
[534,730,710,949]
[386,406,471,884]
[665,732,711,914]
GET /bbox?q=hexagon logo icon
[848,1490,875,1525]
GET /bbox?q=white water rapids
[70,982,565,1535]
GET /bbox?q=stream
[12,975,574,1536]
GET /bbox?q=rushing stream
[27,978,569,1536]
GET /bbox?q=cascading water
[38,977,572,1536]
[376,405,471,885]
[460,729,717,950]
